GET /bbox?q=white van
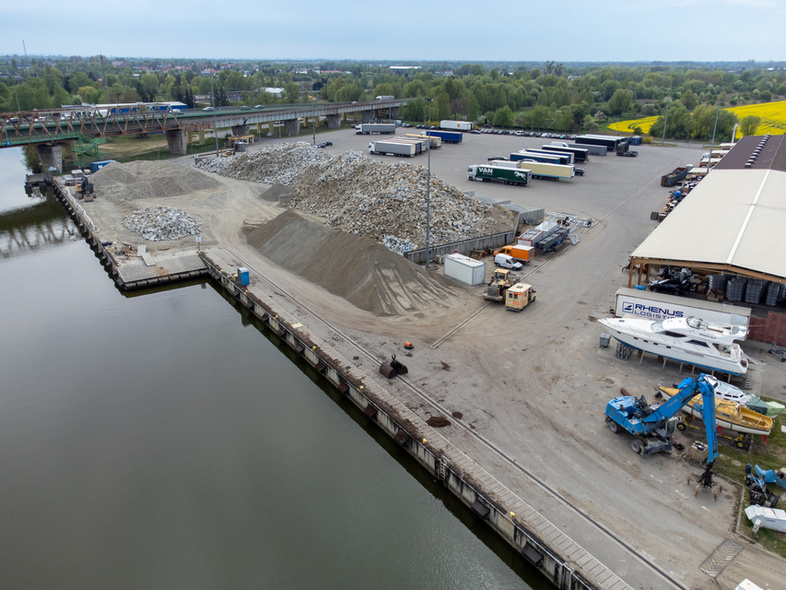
[494,253,523,271]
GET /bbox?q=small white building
[444,254,485,286]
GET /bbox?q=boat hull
[600,318,748,376]
[657,386,773,437]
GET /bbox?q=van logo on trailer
[479,167,493,174]
[623,302,684,318]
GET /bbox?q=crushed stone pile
[92,160,220,202]
[245,209,459,317]
[196,142,332,185]
[123,206,202,242]
[198,143,517,254]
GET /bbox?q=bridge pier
[165,129,187,155]
[361,110,374,123]
[284,119,300,136]
[36,144,63,173]
[232,124,250,137]
[326,114,341,129]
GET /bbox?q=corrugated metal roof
[714,134,786,172]
[631,167,786,280]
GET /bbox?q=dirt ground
[79,130,786,590]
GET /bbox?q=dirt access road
[83,130,786,590]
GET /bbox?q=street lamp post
[425,98,433,269]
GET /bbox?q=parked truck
[356,123,397,135]
[574,134,630,153]
[440,120,473,132]
[368,141,416,157]
[516,160,575,181]
[426,129,463,143]
[467,164,532,186]
[494,244,534,264]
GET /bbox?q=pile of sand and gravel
[198,143,517,255]
[244,209,460,317]
[91,160,221,202]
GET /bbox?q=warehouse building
[626,134,786,344]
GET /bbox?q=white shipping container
[444,254,486,286]
[613,287,751,328]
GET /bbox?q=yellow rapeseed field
[609,100,786,138]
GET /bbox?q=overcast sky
[4,0,784,63]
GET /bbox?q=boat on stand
[598,315,748,376]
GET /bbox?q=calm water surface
[0,147,545,590]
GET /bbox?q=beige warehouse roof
[631,167,786,281]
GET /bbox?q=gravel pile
[92,160,220,202]
[198,143,516,254]
[123,206,202,241]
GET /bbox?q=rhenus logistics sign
[613,288,750,328]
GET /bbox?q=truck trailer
[516,149,572,165]
[515,160,575,180]
[440,120,473,132]
[509,151,565,165]
[368,141,417,157]
[356,123,397,135]
[386,137,428,154]
[612,287,751,328]
[574,134,629,153]
[467,164,532,186]
[426,129,463,144]
[405,133,441,148]
[541,143,589,163]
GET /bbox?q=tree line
[1,56,784,141]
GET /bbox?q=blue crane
[606,374,719,493]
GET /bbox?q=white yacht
[599,316,748,376]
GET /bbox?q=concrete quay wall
[200,250,632,590]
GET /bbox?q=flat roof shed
[628,135,786,286]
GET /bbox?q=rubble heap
[196,142,332,185]
[123,206,202,242]
[198,143,516,254]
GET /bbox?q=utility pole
[211,76,219,157]
[661,86,671,147]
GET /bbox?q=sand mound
[91,160,220,202]
[245,209,461,317]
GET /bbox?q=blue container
[634,284,646,290]
[90,160,115,173]
[237,267,249,286]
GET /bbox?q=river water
[0,147,545,590]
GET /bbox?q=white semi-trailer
[612,287,750,328]
[356,123,397,135]
[516,159,575,180]
[440,120,473,131]
[368,141,416,157]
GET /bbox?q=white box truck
[356,123,397,135]
[444,254,485,285]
